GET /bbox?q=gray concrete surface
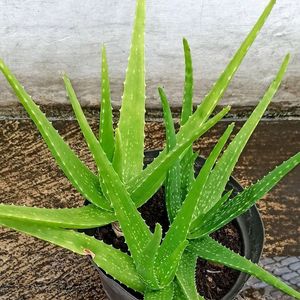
[0,0,300,108]
[238,256,300,300]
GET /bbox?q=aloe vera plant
[0,0,299,299]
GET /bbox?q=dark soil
[196,224,242,299]
[93,187,242,300]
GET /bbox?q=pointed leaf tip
[116,0,146,182]
[100,45,115,161]
[189,237,300,299]
[159,87,182,222]
[177,0,276,143]
[0,61,108,210]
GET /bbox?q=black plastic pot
[87,150,265,300]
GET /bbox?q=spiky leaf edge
[188,237,300,299]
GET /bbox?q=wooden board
[0,117,299,299]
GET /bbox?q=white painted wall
[0,0,299,108]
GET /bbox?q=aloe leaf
[189,189,234,239]
[129,0,276,198]
[180,152,198,202]
[63,75,152,263]
[176,251,199,300]
[63,74,105,167]
[129,107,231,207]
[144,283,174,300]
[0,218,145,293]
[181,38,194,126]
[0,204,115,229]
[63,74,112,210]
[180,154,195,199]
[136,224,162,289]
[191,54,289,229]
[189,124,234,223]
[130,0,276,204]
[182,152,198,176]
[0,60,109,211]
[176,0,276,144]
[116,0,146,183]
[0,0,275,212]
[199,189,233,225]
[191,152,300,238]
[99,45,115,161]
[154,124,234,284]
[173,280,189,300]
[188,237,300,299]
[159,87,182,222]
[99,165,152,267]
[180,38,195,199]
[173,279,204,300]
[112,128,123,177]
[156,241,189,287]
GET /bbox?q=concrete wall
[0,0,299,108]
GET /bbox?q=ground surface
[0,115,299,299]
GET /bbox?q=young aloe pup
[0,0,299,299]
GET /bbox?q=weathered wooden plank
[0,232,106,300]
[0,117,299,299]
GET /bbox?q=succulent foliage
[0,0,299,299]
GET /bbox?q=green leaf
[176,0,276,145]
[156,241,189,287]
[180,153,195,200]
[98,145,152,268]
[180,38,195,199]
[190,124,234,222]
[188,237,300,299]
[133,0,276,199]
[154,124,234,284]
[198,189,233,226]
[181,38,194,126]
[191,152,300,238]
[0,204,115,229]
[128,107,231,208]
[144,283,174,300]
[180,152,198,203]
[99,45,115,161]
[63,75,152,264]
[189,189,233,239]
[136,224,162,289]
[116,0,146,183]
[130,0,277,206]
[181,150,199,190]
[176,251,199,300]
[0,60,108,211]
[112,128,123,177]
[0,0,275,213]
[191,54,289,231]
[63,74,112,210]
[0,218,145,293]
[0,60,228,216]
[181,151,198,181]
[159,87,182,222]
[173,279,204,300]
[173,280,189,300]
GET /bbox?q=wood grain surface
[0,117,299,299]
